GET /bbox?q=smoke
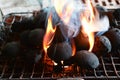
[52,0,110,38]
[52,0,85,38]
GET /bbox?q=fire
[81,0,96,52]
[43,14,56,54]
[53,0,73,25]
[71,39,76,56]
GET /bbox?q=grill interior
[0,0,120,80]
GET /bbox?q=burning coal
[52,0,83,38]
[80,0,110,51]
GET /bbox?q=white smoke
[52,0,85,38]
[52,0,110,38]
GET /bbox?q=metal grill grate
[91,0,120,9]
[0,50,120,79]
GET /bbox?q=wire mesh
[0,50,120,79]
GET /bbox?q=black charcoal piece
[11,16,34,32]
[0,31,6,46]
[20,30,30,47]
[47,41,72,63]
[104,28,120,50]
[2,42,20,58]
[74,50,99,69]
[28,28,45,48]
[52,26,66,43]
[113,8,120,20]
[22,49,43,64]
[92,36,111,57]
[33,7,60,29]
[74,30,89,51]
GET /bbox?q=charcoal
[28,28,45,48]
[74,50,99,69]
[47,41,72,63]
[52,26,66,43]
[33,8,49,30]
[104,28,120,50]
[31,7,60,30]
[2,42,20,58]
[11,17,34,32]
[20,30,30,47]
[74,30,89,51]
[21,49,43,64]
[113,8,120,20]
[0,31,7,46]
[11,7,60,32]
[92,36,112,57]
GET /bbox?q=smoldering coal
[52,26,66,43]
[28,28,45,48]
[2,41,20,58]
[74,30,89,51]
[92,36,111,57]
[104,28,120,50]
[47,41,72,63]
[74,50,99,69]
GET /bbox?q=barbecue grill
[0,0,120,80]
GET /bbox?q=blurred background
[0,0,52,15]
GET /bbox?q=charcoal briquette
[20,30,30,47]
[104,28,120,50]
[74,50,99,69]
[28,28,45,48]
[74,30,89,51]
[2,42,20,58]
[92,36,112,57]
[47,41,72,63]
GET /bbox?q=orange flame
[43,14,56,54]
[53,0,76,54]
[53,0,73,24]
[71,39,76,56]
[81,0,96,52]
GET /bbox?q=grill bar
[0,51,120,79]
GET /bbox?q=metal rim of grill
[0,0,120,80]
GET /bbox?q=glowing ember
[71,39,76,56]
[43,14,56,54]
[81,0,109,51]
